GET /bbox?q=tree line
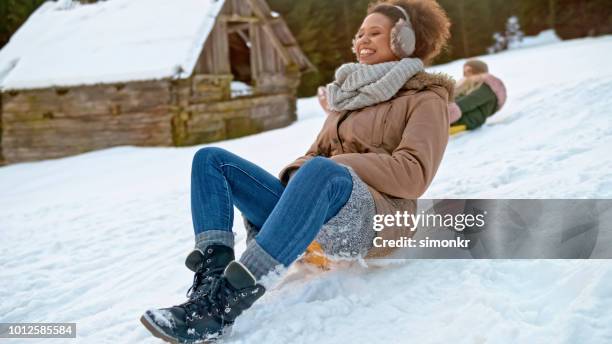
[268,0,612,96]
[2,0,611,96]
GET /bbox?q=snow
[231,81,253,97]
[426,35,612,198]
[1,35,612,343]
[509,29,562,50]
[0,0,226,91]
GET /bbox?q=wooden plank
[2,82,170,119]
[232,0,252,16]
[214,20,231,74]
[249,22,260,81]
[254,26,263,74]
[219,14,259,23]
[196,23,230,75]
[227,22,251,33]
[188,93,291,113]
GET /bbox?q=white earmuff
[390,6,416,58]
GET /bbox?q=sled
[449,124,467,136]
[301,241,331,270]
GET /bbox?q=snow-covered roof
[0,0,226,91]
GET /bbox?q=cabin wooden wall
[170,74,296,146]
[227,0,252,15]
[194,22,230,75]
[172,92,295,146]
[250,24,285,76]
[194,0,299,95]
[1,81,173,164]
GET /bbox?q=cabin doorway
[228,23,253,97]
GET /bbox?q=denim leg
[190,147,285,249]
[240,157,353,278]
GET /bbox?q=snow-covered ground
[508,29,561,50]
[1,36,612,343]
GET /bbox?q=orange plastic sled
[301,241,331,270]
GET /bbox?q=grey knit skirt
[315,166,376,258]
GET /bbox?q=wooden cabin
[0,0,314,165]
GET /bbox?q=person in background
[449,59,507,131]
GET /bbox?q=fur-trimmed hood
[482,73,507,110]
[399,72,456,101]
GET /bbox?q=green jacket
[453,83,498,130]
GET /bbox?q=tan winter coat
[279,72,454,257]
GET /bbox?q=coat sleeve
[454,84,497,129]
[331,96,449,199]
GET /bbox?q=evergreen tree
[517,0,553,35]
[269,0,370,96]
[505,16,524,48]
[487,32,507,54]
[288,1,343,95]
[555,0,612,39]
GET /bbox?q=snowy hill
[1,36,612,343]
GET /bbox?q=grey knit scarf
[326,58,424,111]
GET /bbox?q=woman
[449,59,507,130]
[141,1,453,342]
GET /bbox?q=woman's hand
[317,86,332,115]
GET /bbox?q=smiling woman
[142,1,454,343]
[361,0,451,65]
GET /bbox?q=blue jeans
[190,147,352,270]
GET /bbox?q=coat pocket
[372,103,392,147]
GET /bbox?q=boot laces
[181,273,243,319]
[186,264,225,300]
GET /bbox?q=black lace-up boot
[141,245,265,343]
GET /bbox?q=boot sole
[140,313,224,344]
[140,313,180,344]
